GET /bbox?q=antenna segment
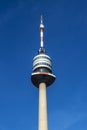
[40,15,44,48]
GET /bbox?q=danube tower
[31,16,56,130]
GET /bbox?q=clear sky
[0,0,87,130]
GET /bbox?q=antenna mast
[39,15,45,54]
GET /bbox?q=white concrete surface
[38,82,48,130]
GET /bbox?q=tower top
[40,15,44,28]
[39,16,45,54]
[31,16,56,87]
[40,15,43,24]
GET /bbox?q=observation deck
[31,52,56,88]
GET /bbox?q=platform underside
[31,72,56,88]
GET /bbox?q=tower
[31,16,56,130]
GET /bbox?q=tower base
[31,72,56,88]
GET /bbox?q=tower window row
[33,62,52,69]
[33,55,51,61]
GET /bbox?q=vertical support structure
[31,16,56,130]
[38,83,48,130]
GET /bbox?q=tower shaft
[38,83,48,130]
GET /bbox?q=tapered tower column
[38,82,48,130]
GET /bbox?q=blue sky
[0,0,87,130]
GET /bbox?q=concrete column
[38,82,48,130]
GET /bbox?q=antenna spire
[39,15,45,54]
[40,15,44,48]
[40,15,43,24]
